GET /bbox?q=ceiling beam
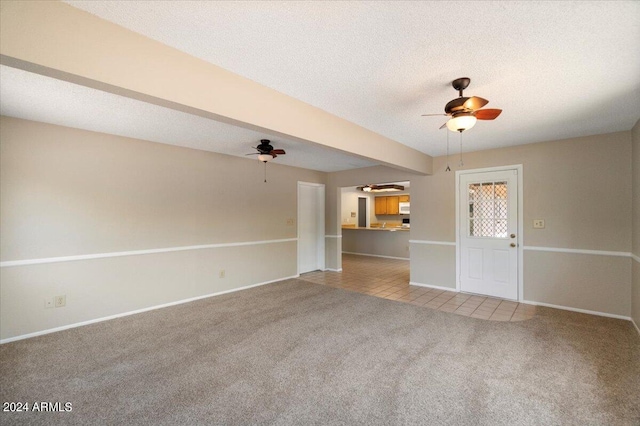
[0,1,432,175]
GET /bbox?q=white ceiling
[2,1,639,169]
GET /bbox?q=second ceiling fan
[246,139,286,183]
[422,77,502,132]
[246,139,286,162]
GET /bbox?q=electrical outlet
[286,218,295,226]
[219,269,225,278]
[44,297,54,309]
[54,295,66,308]
[533,219,545,229]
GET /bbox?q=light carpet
[1,279,639,425]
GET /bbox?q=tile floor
[299,253,537,322]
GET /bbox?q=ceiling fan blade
[474,109,502,120]
[463,96,489,111]
[271,149,286,155]
[421,113,447,117]
[245,153,259,156]
[439,122,448,130]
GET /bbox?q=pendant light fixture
[357,184,405,193]
[422,77,501,133]
[446,112,477,133]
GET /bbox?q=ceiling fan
[422,77,502,132]
[246,139,286,162]
[246,139,286,182]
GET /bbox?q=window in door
[468,181,508,238]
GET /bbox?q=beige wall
[340,187,367,226]
[331,131,634,317]
[632,118,640,328]
[524,252,631,316]
[411,131,632,251]
[0,116,325,340]
[409,243,455,288]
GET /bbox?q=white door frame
[297,181,325,274]
[455,165,524,301]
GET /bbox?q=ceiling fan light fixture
[446,114,477,132]
[258,154,272,162]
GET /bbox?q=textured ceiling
[2,1,639,170]
[0,66,376,172]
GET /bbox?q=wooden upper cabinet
[375,195,405,215]
[399,195,410,202]
[375,196,387,215]
[386,196,399,215]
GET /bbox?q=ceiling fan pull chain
[458,132,464,167]
[447,131,451,169]
[264,161,267,183]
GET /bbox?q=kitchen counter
[342,226,409,232]
[342,226,410,259]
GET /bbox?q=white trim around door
[455,165,524,301]
[297,182,326,275]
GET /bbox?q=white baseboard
[324,268,343,272]
[0,274,299,344]
[342,252,409,260]
[520,299,632,322]
[409,281,456,292]
[631,318,640,336]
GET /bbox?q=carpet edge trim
[632,317,640,336]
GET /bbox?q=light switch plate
[533,219,545,229]
[54,295,66,307]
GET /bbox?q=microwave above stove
[399,202,410,214]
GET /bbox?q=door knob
[510,243,516,247]
[510,234,516,238]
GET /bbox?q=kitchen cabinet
[375,196,387,215]
[375,195,400,215]
[399,195,410,202]
[386,196,399,215]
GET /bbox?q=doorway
[298,182,325,274]
[357,197,367,227]
[456,166,523,300]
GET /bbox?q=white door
[459,169,519,300]
[298,182,325,274]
